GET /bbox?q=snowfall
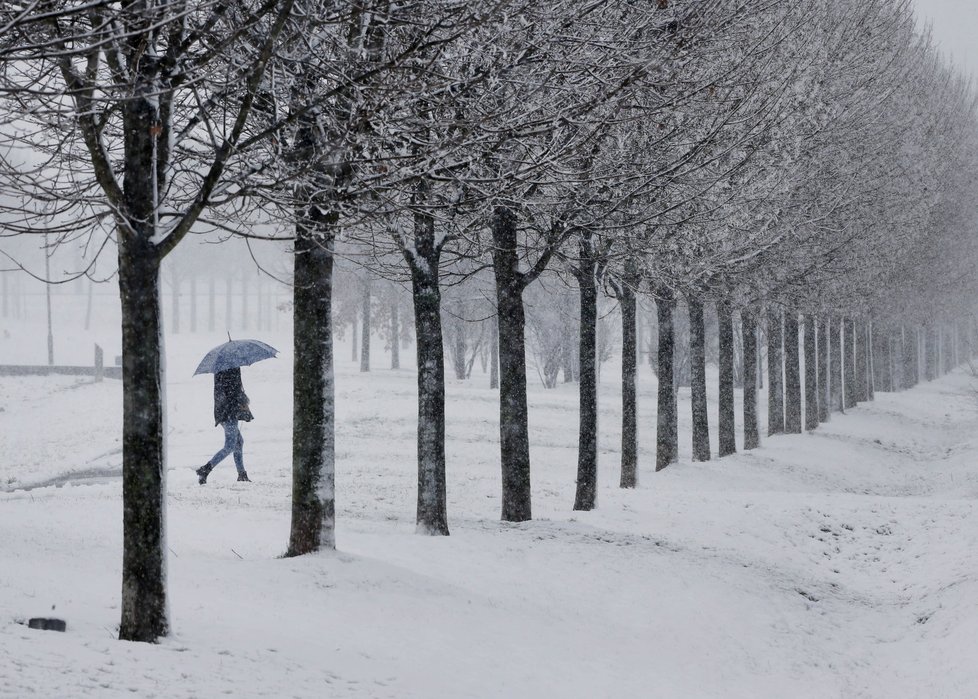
[2,304,978,699]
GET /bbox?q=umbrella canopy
[193,339,278,375]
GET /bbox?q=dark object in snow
[237,472,251,482]
[28,618,66,632]
[193,338,277,376]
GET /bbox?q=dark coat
[213,368,253,426]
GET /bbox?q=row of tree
[3,0,978,644]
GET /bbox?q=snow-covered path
[2,333,978,698]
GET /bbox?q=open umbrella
[193,339,278,375]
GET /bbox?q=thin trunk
[489,314,499,390]
[287,223,336,556]
[717,300,736,457]
[620,265,638,487]
[689,296,710,462]
[407,207,449,536]
[742,307,759,450]
[830,317,844,413]
[817,316,830,422]
[84,278,94,331]
[390,302,400,370]
[574,232,598,511]
[767,306,784,435]
[804,314,818,430]
[360,277,371,372]
[867,323,875,399]
[656,293,679,468]
[926,326,938,380]
[491,205,532,521]
[855,321,869,401]
[843,318,856,409]
[783,310,801,434]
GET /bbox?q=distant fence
[0,344,121,380]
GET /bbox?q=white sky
[913,0,978,78]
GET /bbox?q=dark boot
[237,471,250,482]
[196,463,213,485]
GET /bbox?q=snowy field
[3,312,978,698]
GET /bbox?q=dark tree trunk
[767,306,784,435]
[406,208,450,535]
[656,292,679,468]
[843,318,856,409]
[287,222,336,556]
[491,205,532,521]
[689,296,710,462]
[830,317,844,413]
[118,85,168,642]
[855,321,869,402]
[619,264,638,487]
[742,307,760,450]
[717,301,736,457]
[783,311,801,434]
[390,301,400,370]
[866,323,875,399]
[817,316,830,422]
[926,326,938,380]
[118,240,168,643]
[804,315,818,430]
[360,276,371,372]
[489,315,499,390]
[574,232,598,511]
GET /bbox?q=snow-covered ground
[2,313,978,698]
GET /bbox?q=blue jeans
[209,421,245,475]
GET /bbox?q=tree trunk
[287,223,336,556]
[867,324,875,398]
[717,301,736,457]
[656,292,679,468]
[818,316,830,422]
[360,276,371,372]
[783,310,801,434]
[574,232,598,511]
[830,317,844,412]
[842,318,856,408]
[620,265,638,487]
[407,208,449,536]
[804,315,818,430]
[767,306,784,435]
[490,314,499,389]
[118,85,169,642]
[857,322,870,401]
[490,205,532,521]
[118,240,168,643]
[742,307,759,450]
[390,301,400,370]
[689,296,710,462]
[351,315,358,363]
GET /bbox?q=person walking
[196,367,253,484]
